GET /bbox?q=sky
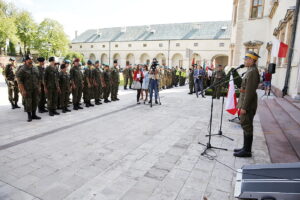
[7,0,233,40]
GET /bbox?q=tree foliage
[35,18,69,58]
[64,51,84,62]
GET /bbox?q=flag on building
[191,57,195,66]
[271,38,289,58]
[225,74,238,115]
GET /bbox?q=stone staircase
[258,95,300,163]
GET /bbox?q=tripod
[206,72,234,141]
[199,73,241,155]
[198,93,228,155]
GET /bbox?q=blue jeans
[149,79,158,101]
[194,79,204,96]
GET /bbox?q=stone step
[274,98,300,127]
[258,100,299,163]
[265,99,300,159]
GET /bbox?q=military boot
[53,110,60,115]
[234,134,252,157]
[49,110,54,116]
[27,112,32,122]
[62,108,67,113]
[77,103,83,109]
[73,104,78,110]
[32,110,41,120]
[89,101,94,107]
[14,102,20,109]
[10,101,16,109]
[234,134,246,152]
[65,107,71,112]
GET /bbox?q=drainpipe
[282,0,300,97]
[168,40,170,66]
[109,41,111,66]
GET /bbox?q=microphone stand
[207,71,234,141]
[199,73,241,155]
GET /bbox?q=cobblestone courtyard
[0,77,270,200]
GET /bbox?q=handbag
[132,81,142,90]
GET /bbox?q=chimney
[75,30,78,39]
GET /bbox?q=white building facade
[71,22,231,69]
[230,0,300,98]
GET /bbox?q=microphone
[233,64,245,72]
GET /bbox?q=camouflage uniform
[37,65,47,112]
[212,69,226,99]
[102,68,111,102]
[123,66,129,89]
[5,63,19,108]
[188,68,194,94]
[83,65,94,106]
[110,66,120,101]
[92,66,103,104]
[70,65,83,109]
[44,65,60,113]
[16,64,40,113]
[59,71,70,111]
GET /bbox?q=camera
[151,58,159,72]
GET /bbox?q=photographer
[149,58,159,104]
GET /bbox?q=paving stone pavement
[0,76,271,200]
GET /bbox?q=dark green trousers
[47,88,58,110]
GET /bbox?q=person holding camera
[149,58,159,104]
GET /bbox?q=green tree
[35,18,69,59]
[0,0,18,55]
[64,51,84,62]
[15,11,37,55]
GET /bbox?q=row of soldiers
[2,55,120,122]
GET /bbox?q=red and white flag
[271,39,289,58]
[225,74,238,115]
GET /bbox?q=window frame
[249,0,265,20]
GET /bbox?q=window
[115,44,118,48]
[69,45,72,49]
[102,45,105,48]
[159,43,163,47]
[128,44,132,47]
[194,43,198,47]
[250,0,264,19]
[143,44,147,47]
[219,43,225,47]
[91,45,94,48]
[176,43,180,47]
[80,45,82,48]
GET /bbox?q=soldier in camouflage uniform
[70,58,84,110]
[123,61,130,90]
[83,60,94,107]
[16,55,41,122]
[234,52,260,158]
[36,57,48,113]
[4,58,20,109]
[92,60,103,105]
[102,64,111,103]
[188,65,195,94]
[110,60,120,101]
[128,64,133,89]
[59,64,71,113]
[212,65,226,99]
[44,57,61,116]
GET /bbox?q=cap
[64,59,71,64]
[60,64,66,70]
[49,57,55,62]
[113,59,118,64]
[87,60,93,65]
[95,60,100,64]
[245,51,260,61]
[24,55,33,61]
[9,57,16,61]
[37,57,45,62]
[73,58,80,63]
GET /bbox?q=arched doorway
[156,53,166,66]
[89,53,96,62]
[101,53,108,64]
[211,54,229,68]
[113,53,121,63]
[172,53,183,67]
[126,53,135,65]
[140,53,150,65]
[192,53,201,66]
